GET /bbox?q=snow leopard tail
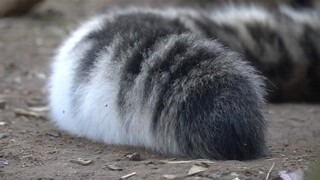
[49,10,267,160]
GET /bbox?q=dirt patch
[0,0,319,179]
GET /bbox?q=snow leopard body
[196,5,320,102]
[48,5,319,160]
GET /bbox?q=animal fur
[48,5,319,160]
[196,5,320,102]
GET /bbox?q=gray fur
[59,8,266,160]
[50,5,320,160]
[191,5,320,101]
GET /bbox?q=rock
[124,153,141,161]
[0,100,6,110]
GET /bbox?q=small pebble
[0,100,6,109]
[125,153,140,161]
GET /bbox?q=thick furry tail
[49,10,267,160]
[147,35,267,160]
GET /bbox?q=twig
[266,162,275,180]
[120,172,136,179]
[160,159,215,164]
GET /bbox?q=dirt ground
[0,0,320,179]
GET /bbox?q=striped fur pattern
[48,5,319,160]
[197,5,320,101]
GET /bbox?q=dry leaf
[279,169,304,180]
[70,158,92,166]
[188,165,208,176]
[120,172,136,179]
[0,160,8,167]
[163,174,177,179]
[28,106,48,112]
[230,172,239,177]
[35,73,46,80]
[107,164,123,171]
[195,161,210,168]
[14,108,45,118]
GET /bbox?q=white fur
[48,15,127,141]
[210,5,271,25]
[72,49,128,144]
[49,41,91,134]
[48,14,162,149]
[48,8,201,151]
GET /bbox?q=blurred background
[0,0,319,17]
